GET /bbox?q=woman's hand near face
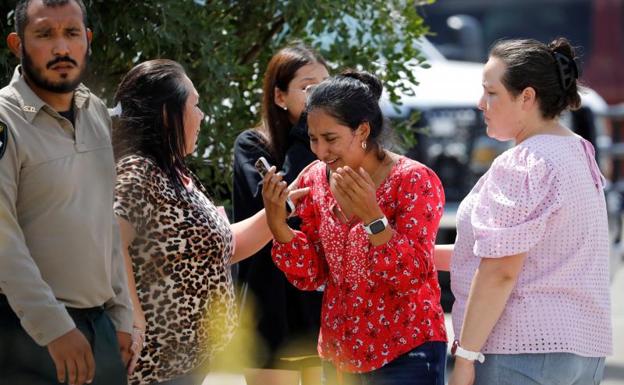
[332,166,383,224]
[261,167,296,243]
[329,170,355,220]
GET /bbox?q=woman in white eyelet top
[452,134,611,355]
[443,38,612,385]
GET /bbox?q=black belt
[0,293,104,319]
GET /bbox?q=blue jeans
[474,353,606,385]
[321,341,447,385]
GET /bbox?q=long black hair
[112,59,190,192]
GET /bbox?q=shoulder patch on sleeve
[0,120,8,160]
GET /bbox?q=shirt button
[36,332,44,340]
[17,310,24,317]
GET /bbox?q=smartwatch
[362,216,388,235]
[451,340,485,363]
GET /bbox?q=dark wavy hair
[112,59,190,193]
[489,37,582,119]
[305,69,387,160]
[259,42,327,165]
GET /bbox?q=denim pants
[0,294,127,385]
[474,353,606,385]
[321,341,447,385]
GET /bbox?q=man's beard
[21,45,88,94]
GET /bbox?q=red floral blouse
[272,157,447,373]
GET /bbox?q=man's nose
[52,38,71,57]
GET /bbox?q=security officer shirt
[0,67,133,346]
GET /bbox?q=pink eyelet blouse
[451,134,612,357]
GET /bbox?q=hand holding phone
[255,157,295,214]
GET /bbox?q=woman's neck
[360,150,395,186]
[515,116,571,144]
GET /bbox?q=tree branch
[239,14,286,65]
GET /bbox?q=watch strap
[452,340,485,363]
[455,346,485,363]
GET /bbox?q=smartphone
[255,156,295,214]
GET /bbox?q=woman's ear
[356,121,371,141]
[520,87,537,110]
[274,87,287,110]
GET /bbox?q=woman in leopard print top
[111,60,301,385]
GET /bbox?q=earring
[361,141,367,150]
[283,106,288,111]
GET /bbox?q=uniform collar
[9,65,91,123]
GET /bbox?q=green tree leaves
[0,0,433,204]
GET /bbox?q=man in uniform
[0,1,133,384]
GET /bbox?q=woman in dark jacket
[232,43,329,368]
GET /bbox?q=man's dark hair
[15,0,88,39]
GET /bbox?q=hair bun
[548,37,577,62]
[549,37,582,78]
[340,69,383,101]
[547,37,582,109]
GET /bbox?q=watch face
[369,220,386,234]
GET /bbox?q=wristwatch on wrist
[362,216,389,235]
[451,340,485,363]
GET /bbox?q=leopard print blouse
[114,155,237,385]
